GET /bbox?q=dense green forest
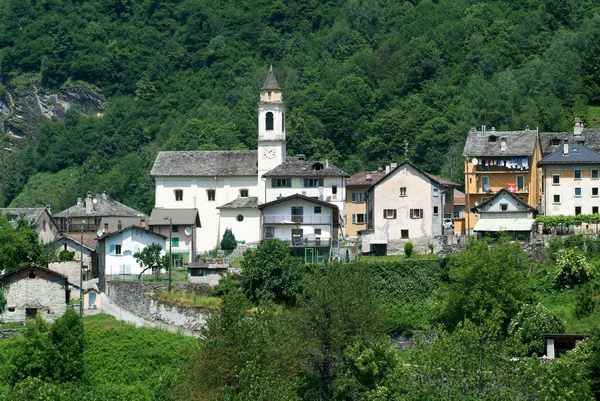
[2,0,600,212]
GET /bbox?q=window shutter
[419,209,423,218]
[352,214,356,224]
[393,209,397,219]
[410,209,413,218]
[383,210,386,219]
[303,178,308,187]
[271,178,276,187]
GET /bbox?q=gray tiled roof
[538,144,600,165]
[540,129,600,157]
[258,193,339,211]
[54,194,146,218]
[150,151,258,177]
[346,171,386,187]
[423,172,460,187]
[1,208,46,225]
[471,188,536,213]
[263,157,349,177]
[261,65,281,90]
[148,208,201,226]
[463,129,538,157]
[217,197,259,209]
[96,225,167,241]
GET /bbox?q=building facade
[345,170,385,238]
[1,207,60,244]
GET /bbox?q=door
[304,248,315,264]
[25,308,38,319]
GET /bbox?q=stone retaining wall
[0,329,22,339]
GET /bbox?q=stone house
[1,207,60,244]
[0,263,69,323]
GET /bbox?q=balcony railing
[268,238,332,248]
[57,222,101,232]
[263,215,332,225]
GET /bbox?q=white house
[96,225,167,281]
[258,194,339,264]
[150,66,348,254]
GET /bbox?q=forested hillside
[1,0,600,212]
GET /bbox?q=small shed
[0,263,69,323]
[187,261,228,287]
[544,333,589,359]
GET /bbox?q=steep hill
[1,0,600,212]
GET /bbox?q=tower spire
[262,64,281,90]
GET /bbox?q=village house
[148,208,201,265]
[345,169,385,238]
[463,126,543,234]
[539,118,600,157]
[52,233,98,279]
[1,207,60,244]
[0,263,69,324]
[54,192,147,238]
[363,160,458,254]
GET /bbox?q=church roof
[217,197,259,209]
[263,157,349,177]
[261,65,281,90]
[151,150,258,177]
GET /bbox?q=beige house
[148,208,201,265]
[1,207,60,244]
[345,169,385,238]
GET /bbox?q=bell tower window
[266,112,274,131]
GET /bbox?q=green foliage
[133,243,167,279]
[207,274,240,297]
[575,283,598,318]
[0,290,5,314]
[587,327,600,398]
[436,237,535,331]
[403,242,414,257]
[508,303,565,356]
[535,214,600,229]
[0,214,46,272]
[220,228,237,251]
[57,250,75,262]
[554,248,596,288]
[241,239,306,303]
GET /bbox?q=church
[150,67,348,256]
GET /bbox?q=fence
[107,267,189,283]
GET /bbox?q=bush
[508,303,565,356]
[404,242,414,258]
[58,250,75,261]
[220,228,237,251]
[554,247,596,288]
[575,284,597,318]
[208,275,239,297]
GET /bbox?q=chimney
[525,125,530,131]
[385,164,390,175]
[45,205,52,213]
[563,139,569,156]
[325,158,329,168]
[77,198,83,205]
[366,174,372,181]
[85,192,93,215]
[490,127,496,132]
[102,192,108,200]
[501,137,507,151]
[574,117,583,137]
[390,161,397,170]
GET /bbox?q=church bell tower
[257,65,286,203]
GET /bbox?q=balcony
[263,215,332,225]
[267,238,332,248]
[57,222,101,232]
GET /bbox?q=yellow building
[463,127,542,232]
[345,170,385,237]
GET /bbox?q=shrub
[208,275,239,297]
[58,250,75,261]
[575,284,597,318]
[554,248,596,288]
[508,303,565,356]
[404,242,414,258]
[220,228,237,251]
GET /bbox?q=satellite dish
[472,158,479,165]
[184,227,192,236]
[483,183,491,192]
[96,229,103,237]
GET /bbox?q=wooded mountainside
[1,0,600,213]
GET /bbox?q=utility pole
[164,216,172,292]
[79,228,84,316]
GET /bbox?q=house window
[315,228,322,235]
[499,203,507,211]
[593,170,599,179]
[116,245,122,255]
[552,174,560,185]
[172,237,179,247]
[104,223,109,232]
[117,220,122,230]
[240,189,249,197]
[445,191,451,203]
[575,206,582,216]
[291,229,303,245]
[207,189,216,201]
[272,178,291,188]
[291,206,303,222]
[594,206,599,214]
[314,206,321,214]
[433,206,439,215]
[433,188,439,197]
[266,112,274,130]
[332,185,337,195]
[550,138,561,146]
[174,189,183,201]
[352,192,366,202]
[575,170,582,179]
[575,187,582,197]
[400,187,407,197]
[265,227,274,238]
[172,225,179,232]
[401,230,409,239]
[383,209,396,219]
[593,187,599,197]
[553,194,560,203]
[304,178,324,187]
[481,177,489,192]
[517,176,525,191]
[237,214,244,222]
[352,214,366,224]
[410,209,423,219]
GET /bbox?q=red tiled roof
[63,233,97,251]
[346,171,386,186]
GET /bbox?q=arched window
[118,220,122,230]
[266,112,274,131]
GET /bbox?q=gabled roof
[345,171,386,187]
[540,129,600,157]
[371,160,459,190]
[463,129,538,157]
[454,189,465,206]
[217,197,259,209]
[96,225,167,241]
[149,208,201,227]
[60,233,97,251]
[54,194,145,218]
[538,143,600,165]
[471,188,537,213]
[261,65,281,90]
[263,157,349,178]
[0,263,68,281]
[1,208,49,226]
[151,150,258,177]
[258,193,339,211]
